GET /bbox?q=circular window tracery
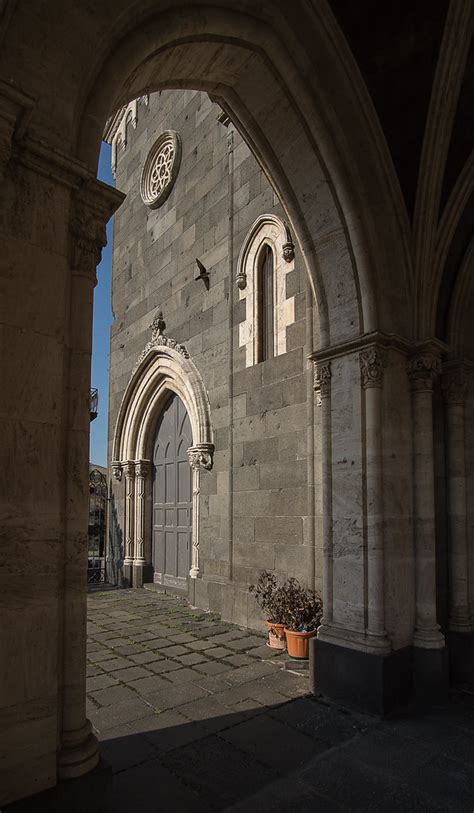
[140,130,181,208]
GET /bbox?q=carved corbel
[359,347,386,389]
[282,222,295,263]
[187,444,214,471]
[111,461,123,482]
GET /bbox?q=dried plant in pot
[281,578,323,660]
[249,571,287,650]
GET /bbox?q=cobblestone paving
[87,589,474,812]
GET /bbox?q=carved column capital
[69,199,107,284]
[442,364,468,404]
[187,444,214,471]
[111,461,123,482]
[123,461,135,480]
[69,180,124,283]
[313,360,331,406]
[359,347,386,388]
[135,460,150,479]
[407,351,442,392]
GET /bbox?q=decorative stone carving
[111,461,122,482]
[442,365,468,404]
[407,351,442,391]
[187,444,214,471]
[134,310,189,371]
[313,360,331,406]
[359,347,385,388]
[140,130,181,208]
[282,222,295,262]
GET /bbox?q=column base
[132,563,144,588]
[413,645,448,703]
[310,637,412,715]
[122,562,132,587]
[5,758,112,812]
[57,720,99,780]
[448,630,474,687]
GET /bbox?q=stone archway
[0,1,423,801]
[111,312,214,590]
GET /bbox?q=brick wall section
[108,89,317,626]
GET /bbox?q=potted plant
[281,578,323,660]
[249,571,287,650]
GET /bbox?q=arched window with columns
[236,214,296,367]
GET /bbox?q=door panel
[152,393,192,592]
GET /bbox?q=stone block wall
[107,90,321,627]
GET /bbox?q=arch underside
[36,2,414,345]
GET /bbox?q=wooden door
[152,394,192,592]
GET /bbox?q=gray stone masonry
[108,89,315,621]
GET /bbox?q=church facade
[105,90,322,629]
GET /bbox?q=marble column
[360,347,390,652]
[313,361,333,627]
[442,364,471,631]
[187,444,214,579]
[122,461,135,585]
[58,186,119,779]
[133,460,150,587]
[407,350,445,651]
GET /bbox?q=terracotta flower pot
[284,627,316,659]
[266,621,286,650]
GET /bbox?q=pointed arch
[112,344,214,466]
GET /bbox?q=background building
[105,90,321,628]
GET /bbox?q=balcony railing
[90,388,98,422]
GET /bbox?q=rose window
[140,130,181,208]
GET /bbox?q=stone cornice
[309,331,414,365]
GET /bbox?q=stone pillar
[313,361,333,625]
[133,460,150,588]
[442,364,473,684]
[407,347,447,697]
[57,186,119,779]
[122,461,135,586]
[360,347,390,652]
[187,444,214,579]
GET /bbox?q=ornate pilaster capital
[70,180,124,283]
[135,460,150,479]
[442,364,468,405]
[313,361,331,406]
[70,199,107,284]
[187,444,214,471]
[111,461,122,482]
[407,350,442,392]
[359,347,386,388]
[122,461,135,480]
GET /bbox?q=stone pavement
[84,588,474,812]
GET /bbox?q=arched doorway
[152,393,193,593]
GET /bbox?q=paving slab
[84,588,474,813]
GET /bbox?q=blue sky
[89,141,115,467]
